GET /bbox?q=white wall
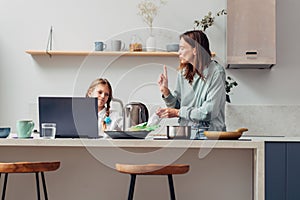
[0,0,299,131]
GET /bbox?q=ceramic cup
[95,41,106,51]
[166,44,179,52]
[16,120,34,138]
[111,40,125,51]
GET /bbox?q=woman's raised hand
[157,65,170,97]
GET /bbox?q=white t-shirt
[98,108,122,137]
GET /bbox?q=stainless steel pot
[167,126,191,139]
[123,102,149,131]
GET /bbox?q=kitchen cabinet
[265,142,300,200]
[286,143,300,200]
[227,0,276,68]
[265,142,286,200]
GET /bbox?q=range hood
[226,0,276,69]
[227,50,275,69]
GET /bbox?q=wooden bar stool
[0,161,60,200]
[116,163,190,200]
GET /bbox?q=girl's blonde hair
[86,78,113,118]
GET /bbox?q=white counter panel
[0,139,260,200]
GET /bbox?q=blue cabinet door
[287,143,300,200]
[265,142,286,200]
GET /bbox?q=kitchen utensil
[94,41,107,51]
[0,127,10,138]
[104,130,150,139]
[167,126,191,139]
[16,120,34,138]
[123,102,149,131]
[204,128,248,140]
[111,40,125,51]
[41,123,56,139]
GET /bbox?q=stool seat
[0,161,60,200]
[116,163,189,200]
[116,163,189,175]
[0,161,60,173]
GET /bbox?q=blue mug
[95,41,106,51]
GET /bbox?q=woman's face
[90,84,110,110]
[178,38,195,65]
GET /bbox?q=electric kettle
[123,102,149,131]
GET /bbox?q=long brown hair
[86,78,113,118]
[179,30,212,84]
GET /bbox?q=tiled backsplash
[226,104,299,136]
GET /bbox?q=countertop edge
[0,138,264,149]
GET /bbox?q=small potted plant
[194,9,237,103]
[194,9,227,31]
[225,76,238,103]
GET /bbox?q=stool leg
[1,173,8,200]
[128,174,136,200]
[41,172,49,200]
[35,172,41,200]
[167,175,176,200]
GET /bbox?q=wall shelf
[25,50,216,57]
[25,50,179,57]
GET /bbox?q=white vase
[146,35,156,52]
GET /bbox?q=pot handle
[139,103,149,122]
[236,128,248,133]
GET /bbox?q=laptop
[38,97,99,138]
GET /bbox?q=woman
[157,30,226,131]
[86,78,122,137]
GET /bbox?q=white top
[98,108,122,137]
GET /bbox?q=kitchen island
[0,137,264,200]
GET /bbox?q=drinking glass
[41,123,56,139]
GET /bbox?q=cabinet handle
[245,51,258,59]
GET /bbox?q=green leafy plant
[225,76,238,103]
[194,9,235,102]
[194,9,227,31]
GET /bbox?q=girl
[86,78,122,137]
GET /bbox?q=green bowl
[0,127,11,138]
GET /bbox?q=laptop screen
[38,97,98,138]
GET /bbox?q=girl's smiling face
[90,84,110,111]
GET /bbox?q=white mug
[111,40,125,51]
